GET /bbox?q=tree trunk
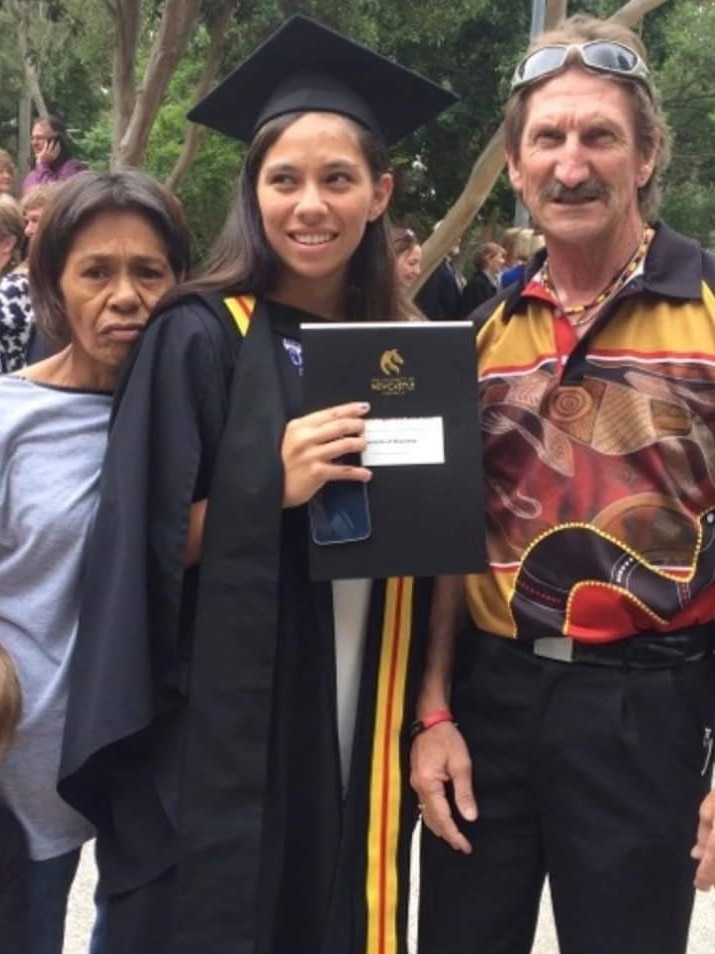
[23,58,47,119]
[166,0,235,192]
[12,0,48,119]
[17,84,32,179]
[545,0,569,30]
[414,0,672,285]
[610,0,670,26]
[114,0,203,169]
[411,127,506,295]
[106,0,142,168]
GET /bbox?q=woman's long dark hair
[42,115,74,166]
[167,112,407,322]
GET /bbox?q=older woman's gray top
[0,375,111,860]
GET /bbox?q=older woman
[0,170,190,954]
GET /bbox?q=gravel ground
[65,841,715,953]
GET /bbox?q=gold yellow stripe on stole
[703,280,715,317]
[223,294,257,336]
[366,576,414,954]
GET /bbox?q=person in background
[22,116,87,196]
[0,150,17,195]
[0,645,26,954]
[415,221,465,320]
[459,241,505,316]
[498,226,541,289]
[0,186,59,373]
[58,15,455,954]
[0,197,29,372]
[412,14,715,954]
[0,170,190,954]
[0,195,24,276]
[500,225,523,268]
[20,185,60,366]
[22,185,55,248]
[392,225,423,288]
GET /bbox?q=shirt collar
[501,222,705,323]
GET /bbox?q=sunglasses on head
[510,41,652,97]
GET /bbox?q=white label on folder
[362,417,445,467]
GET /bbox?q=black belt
[507,626,715,669]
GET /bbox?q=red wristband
[410,708,454,739]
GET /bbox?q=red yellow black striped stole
[224,294,257,336]
[222,297,418,950]
[366,576,415,954]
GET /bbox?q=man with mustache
[411,14,715,954]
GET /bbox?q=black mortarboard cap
[187,15,457,146]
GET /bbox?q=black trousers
[419,632,715,954]
[0,804,28,954]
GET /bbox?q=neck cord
[542,228,652,326]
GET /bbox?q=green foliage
[0,0,113,164]
[653,0,715,247]
[2,0,714,254]
[74,116,112,170]
[205,0,534,241]
[384,1,533,238]
[661,177,715,252]
[144,58,243,260]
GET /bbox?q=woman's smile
[256,112,392,311]
[289,231,339,246]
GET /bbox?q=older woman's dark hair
[168,112,406,322]
[30,170,191,345]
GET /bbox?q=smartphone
[309,479,372,546]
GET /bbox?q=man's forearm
[418,574,466,715]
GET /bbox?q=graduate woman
[59,16,456,954]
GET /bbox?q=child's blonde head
[0,645,21,759]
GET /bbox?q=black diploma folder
[301,321,485,579]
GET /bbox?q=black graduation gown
[458,271,497,318]
[414,260,463,321]
[59,292,430,954]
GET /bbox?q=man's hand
[410,721,477,854]
[692,786,715,890]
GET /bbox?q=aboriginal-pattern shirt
[468,223,715,643]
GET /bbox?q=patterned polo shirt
[468,223,715,643]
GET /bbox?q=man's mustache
[541,180,609,203]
